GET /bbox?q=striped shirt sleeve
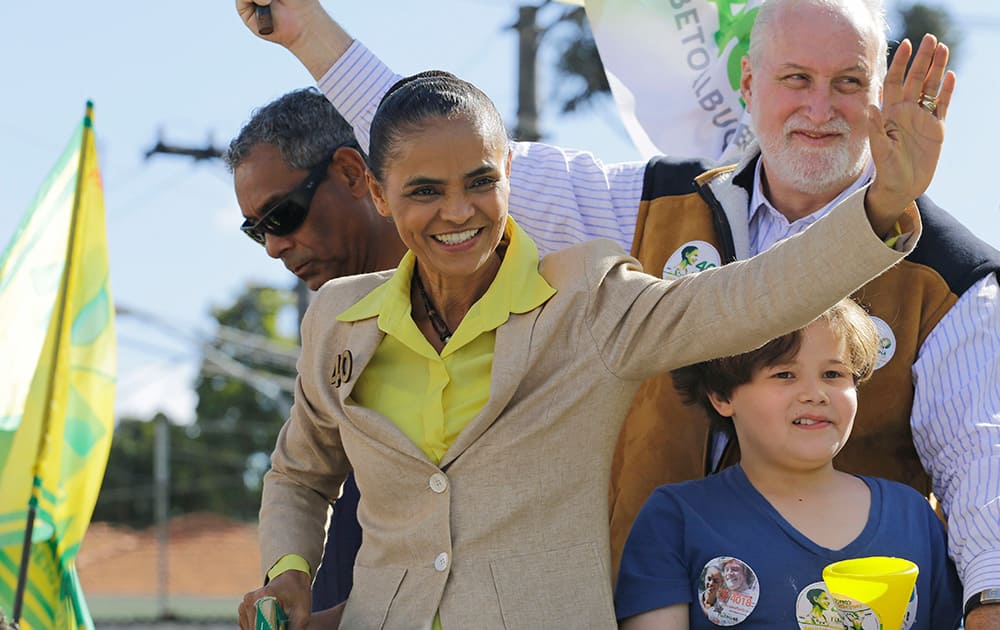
[318,40,397,154]
[316,41,647,257]
[911,273,1000,603]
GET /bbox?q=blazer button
[435,552,449,572]
[429,472,448,494]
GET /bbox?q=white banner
[582,0,763,162]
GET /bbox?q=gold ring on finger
[917,93,938,114]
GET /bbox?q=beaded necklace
[413,272,452,344]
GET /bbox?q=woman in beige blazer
[238,57,946,629]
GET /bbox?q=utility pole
[513,4,543,141]
[154,414,171,620]
[295,280,310,334]
[144,133,224,161]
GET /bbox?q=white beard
[755,116,871,195]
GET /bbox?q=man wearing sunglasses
[229,87,406,290]
[225,87,407,612]
[238,153,333,247]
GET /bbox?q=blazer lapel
[336,317,431,464]
[438,309,539,468]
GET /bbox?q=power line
[116,302,297,405]
[117,334,196,362]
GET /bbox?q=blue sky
[1,1,998,424]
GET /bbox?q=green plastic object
[255,596,289,630]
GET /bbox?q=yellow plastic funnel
[822,556,918,630]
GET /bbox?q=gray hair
[225,87,359,173]
[748,0,889,85]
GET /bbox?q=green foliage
[91,415,157,526]
[889,3,963,70]
[209,285,295,340]
[548,6,611,114]
[94,285,299,526]
[92,412,279,527]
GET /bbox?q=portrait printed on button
[795,582,853,629]
[793,580,916,630]
[662,240,721,279]
[868,316,896,371]
[699,557,760,626]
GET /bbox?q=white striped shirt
[320,40,1000,601]
[748,157,874,256]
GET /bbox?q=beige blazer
[259,188,918,629]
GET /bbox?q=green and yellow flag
[0,102,116,629]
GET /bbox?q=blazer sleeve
[257,300,354,578]
[586,185,922,379]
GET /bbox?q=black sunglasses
[240,153,336,245]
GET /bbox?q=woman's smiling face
[368,113,510,285]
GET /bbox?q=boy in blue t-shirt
[615,299,962,629]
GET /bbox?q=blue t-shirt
[615,466,962,628]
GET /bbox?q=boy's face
[709,320,858,472]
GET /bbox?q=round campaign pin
[795,581,872,629]
[793,580,918,630]
[662,240,722,279]
[869,316,896,371]
[699,557,760,626]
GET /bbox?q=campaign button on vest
[870,316,896,370]
[662,240,722,279]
